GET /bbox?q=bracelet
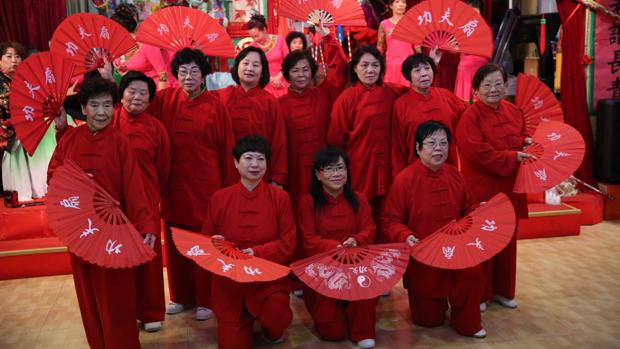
[158,72,167,82]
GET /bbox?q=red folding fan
[514,121,585,193]
[279,0,366,27]
[392,0,493,58]
[136,6,235,58]
[412,193,515,270]
[9,52,75,156]
[50,13,137,76]
[46,161,156,268]
[515,73,564,135]
[291,243,409,301]
[172,228,290,282]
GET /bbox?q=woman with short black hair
[328,45,407,243]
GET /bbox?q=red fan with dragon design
[291,243,409,301]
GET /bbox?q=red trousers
[481,193,525,301]
[70,254,140,349]
[369,196,387,243]
[211,275,292,349]
[135,230,165,323]
[163,221,211,307]
[303,288,378,341]
[406,259,483,336]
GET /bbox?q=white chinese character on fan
[349,266,368,275]
[442,246,456,259]
[244,266,262,276]
[330,0,342,9]
[553,150,570,160]
[100,26,110,40]
[22,106,35,121]
[78,26,92,39]
[157,24,170,36]
[183,16,194,29]
[459,20,479,37]
[466,237,484,250]
[481,219,497,232]
[546,132,562,141]
[534,168,548,181]
[65,41,79,56]
[187,245,208,256]
[439,8,454,26]
[418,11,432,25]
[80,218,99,238]
[24,81,40,99]
[59,196,80,209]
[217,258,234,272]
[206,33,219,43]
[105,239,123,255]
[531,96,544,110]
[44,68,56,84]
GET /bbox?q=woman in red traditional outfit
[48,77,158,349]
[201,135,296,349]
[391,53,467,174]
[148,48,237,321]
[456,63,533,311]
[113,71,171,332]
[297,147,377,349]
[279,23,347,210]
[247,14,290,97]
[212,46,287,187]
[328,45,406,242]
[383,120,486,338]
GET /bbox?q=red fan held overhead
[136,6,235,58]
[412,193,515,270]
[50,13,137,76]
[279,0,366,27]
[9,52,75,156]
[515,73,564,135]
[392,0,493,58]
[514,121,585,193]
[172,228,290,282]
[291,243,409,301]
[46,161,156,268]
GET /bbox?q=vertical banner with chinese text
[593,0,620,103]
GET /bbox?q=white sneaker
[292,290,304,297]
[480,302,487,312]
[265,334,285,344]
[494,295,517,309]
[166,302,185,315]
[357,338,376,348]
[144,321,162,332]
[195,306,214,321]
[473,328,487,338]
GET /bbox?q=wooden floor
[1,221,620,349]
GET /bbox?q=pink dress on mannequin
[251,35,290,97]
[381,19,413,87]
[453,54,488,101]
[126,44,179,88]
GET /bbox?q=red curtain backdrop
[0,0,66,51]
[557,0,594,183]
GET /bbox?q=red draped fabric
[557,0,594,183]
[0,0,66,51]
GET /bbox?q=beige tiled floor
[1,221,620,348]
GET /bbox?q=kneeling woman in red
[297,148,377,349]
[383,120,486,338]
[48,77,157,349]
[201,135,296,349]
